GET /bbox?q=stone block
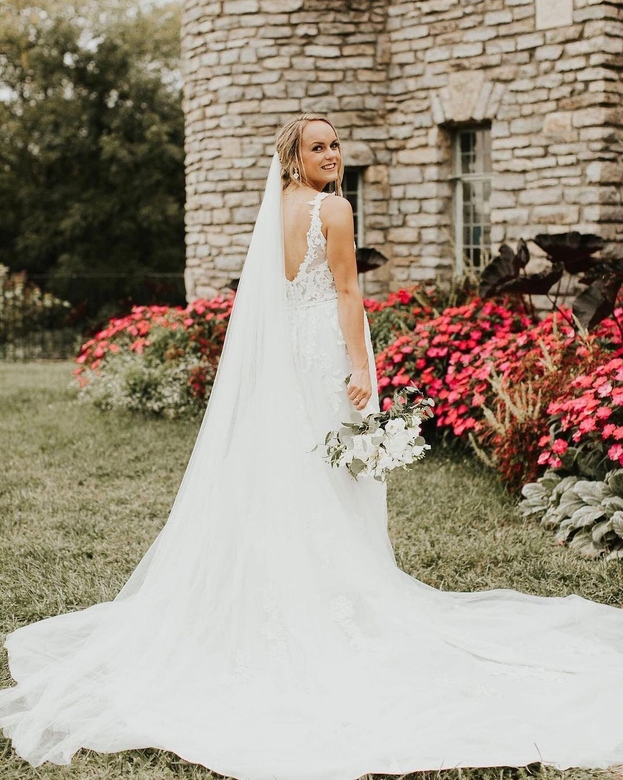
[495,173,526,190]
[259,0,302,11]
[516,33,546,50]
[388,227,419,243]
[543,112,574,135]
[223,0,259,13]
[304,44,341,57]
[491,207,530,224]
[484,10,513,25]
[518,187,563,205]
[452,42,484,58]
[532,204,580,223]
[396,147,439,165]
[442,69,486,123]
[572,107,606,128]
[490,191,518,209]
[536,0,574,30]
[510,116,544,134]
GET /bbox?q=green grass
[0,362,622,780]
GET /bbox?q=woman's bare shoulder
[320,193,353,226]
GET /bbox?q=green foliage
[0,0,184,316]
[520,469,623,560]
[77,349,216,419]
[0,264,70,340]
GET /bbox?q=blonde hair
[275,113,344,196]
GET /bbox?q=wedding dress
[2,153,623,780]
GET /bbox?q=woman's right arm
[323,196,372,412]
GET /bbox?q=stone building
[181,0,623,299]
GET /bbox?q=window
[342,167,364,247]
[452,126,492,273]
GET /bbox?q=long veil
[0,151,339,767]
[114,150,304,601]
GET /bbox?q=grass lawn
[0,361,622,780]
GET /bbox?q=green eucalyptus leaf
[350,458,366,476]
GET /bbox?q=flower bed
[75,283,623,556]
[74,296,233,417]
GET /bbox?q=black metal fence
[0,271,186,361]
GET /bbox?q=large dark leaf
[478,243,519,297]
[497,262,564,296]
[578,258,623,286]
[572,274,623,329]
[515,238,530,272]
[533,232,604,274]
[356,247,389,274]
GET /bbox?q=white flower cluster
[320,386,434,482]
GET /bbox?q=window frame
[451,125,492,277]
[342,166,365,248]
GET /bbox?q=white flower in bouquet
[317,382,434,482]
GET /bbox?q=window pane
[458,127,491,176]
[342,167,361,242]
[459,176,491,269]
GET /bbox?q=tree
[0,0,185,316]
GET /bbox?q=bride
[2,113,623,780]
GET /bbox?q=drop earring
[292,168,300,180]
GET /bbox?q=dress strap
[307,192,329,241]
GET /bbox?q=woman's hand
[347,365,372,411]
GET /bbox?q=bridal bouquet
[319,383,434,482]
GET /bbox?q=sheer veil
[0,151,331,767]
[116,150,303,600]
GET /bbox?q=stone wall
[182,0,623,298]
[384,0,623,284]
[181,0,391,298]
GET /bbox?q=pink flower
[608,444,623,462]
[578,418,597,433]
[551,439,568,455]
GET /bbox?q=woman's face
[299,120,341,191]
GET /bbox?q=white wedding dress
[2,155,623,780]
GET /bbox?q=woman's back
[282,187,328,282]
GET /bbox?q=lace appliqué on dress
[286,192,347,417]
[285,192,338,309]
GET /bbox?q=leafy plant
[75,295,233,417]
[478,232,623,331]
[0,264,71,342]
[520,469,623,559]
